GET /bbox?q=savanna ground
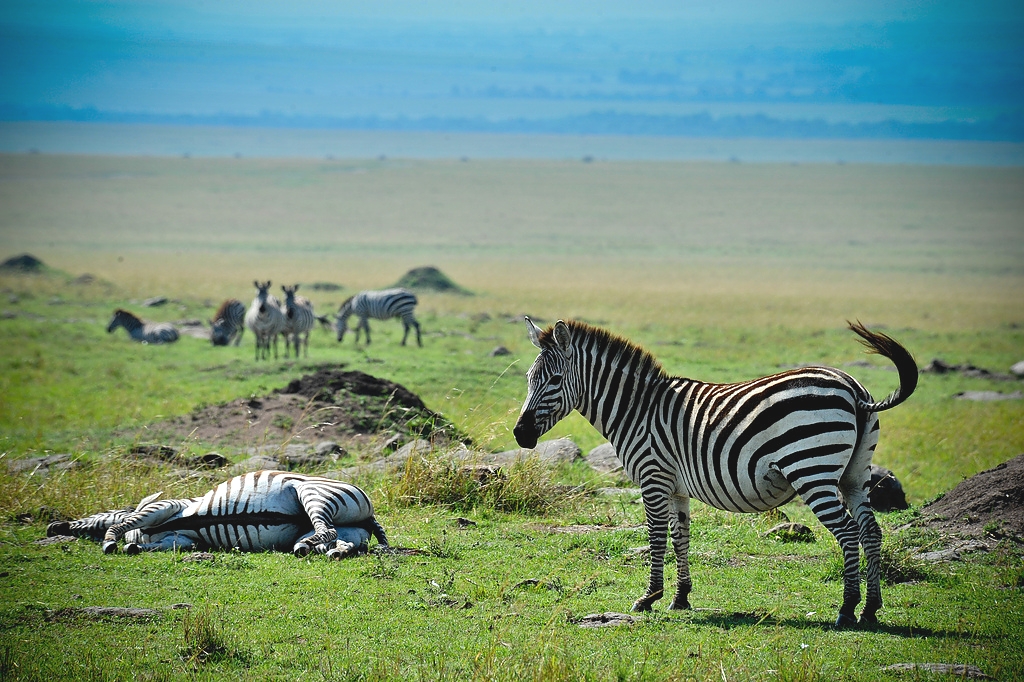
[0,152,1023,680]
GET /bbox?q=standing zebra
[335,288,421,347]
[47,471,388,559]
[107,309,179,344]
[210,298,246,347]
[281,284,316,358]
[245,280,286,361]
[513,318,917,628]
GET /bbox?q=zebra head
[210,318,230,346]
[335,296,354,342]
[254,280,272,313]
[514,317,577,449]
[282,285,297,319]
[107,309,136,333]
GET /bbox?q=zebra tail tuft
[366,516,389,547]
[847,320,918,412]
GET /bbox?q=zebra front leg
[633,485,671,612]
[669,496,693,610]
[102,501,182,554]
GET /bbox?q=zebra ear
[525,316,543,348]
[553,320,572,354]
[136,491,163,509]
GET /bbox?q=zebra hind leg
[803,486,863,628]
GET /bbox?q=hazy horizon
[2,1,1023,146]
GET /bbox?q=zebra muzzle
[513,413,539,449]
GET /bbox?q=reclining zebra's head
[514,317,577,449]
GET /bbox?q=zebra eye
[547,374,563,387]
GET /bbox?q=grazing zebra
[47,471,388,559]
[335,288,421,347]
[210,298,246,347]
[281,284,316,358]
[106,309,179,344]
[244,280,286,361]
[513,318,917,628]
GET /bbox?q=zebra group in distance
[48,470,389,559]
[335,288,422,347]
[281,284,316,358]
[107,309,179,344]
[244,280,286,360]
[513,317,917,628]
[210,298,246,346]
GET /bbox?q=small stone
[489,345,511,357]
[1010,360,1024,378]
[577,612,639,628]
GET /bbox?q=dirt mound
[921,453,1024,542]
[142,366,464,454]
[1,253,44,272]
[393,266,471,294]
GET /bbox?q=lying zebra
[47,471,388,559]
[107,309,179,344]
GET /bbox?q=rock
[577,612,639,628]
[1011,361,1024,378]
[594,487,642,497]
[489,346,512,357]
[765,522,815,543]
[585,443,626,477]
[955,391,1023,401]
[230,455,281,474]
[35,535,76,546]
[6,454,80,476]
[880,663,992,679]
[494,437,581,467]
[315,441,346,458]
[130,444,178,462]
[392,266,470,294]
[182,552,215,563]
[189,453,228,469]
[143,296,168,307]
[868,464,909,511]
[326,439,433,479]
[922,358,957,374]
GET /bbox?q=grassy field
[1,153,1022,680]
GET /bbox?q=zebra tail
[847,320,918,412]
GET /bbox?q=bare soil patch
[920,453,1024,543]
[140,365,463,455]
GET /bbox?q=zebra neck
[574,351,666,446]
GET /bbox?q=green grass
[1,155,1022,680]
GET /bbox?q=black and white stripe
[335,288,421,347]
[513,319,917,628]
[47,471,388,559]
[210,299,246,347]
[244,280,286,361]
[107,309,179,344]
[281,284,316,358]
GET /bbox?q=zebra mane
[213,299,238,320]
[539,320,666,379]
[338,296,355,312]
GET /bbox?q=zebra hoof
[859,612,879,628]
[124,543,141,555]
[102,541,118,554]
[834,612,858,629]
[668,599,691,611]
[47,521,71,537]
[293,543,312,558]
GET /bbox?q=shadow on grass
[676,610,981,640]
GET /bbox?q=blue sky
[1,0,1022,139]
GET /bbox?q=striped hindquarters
[662,367,864,512]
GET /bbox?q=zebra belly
[144,514,312,552]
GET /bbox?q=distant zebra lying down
[107,308,179,344]
[47,471,388,559]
